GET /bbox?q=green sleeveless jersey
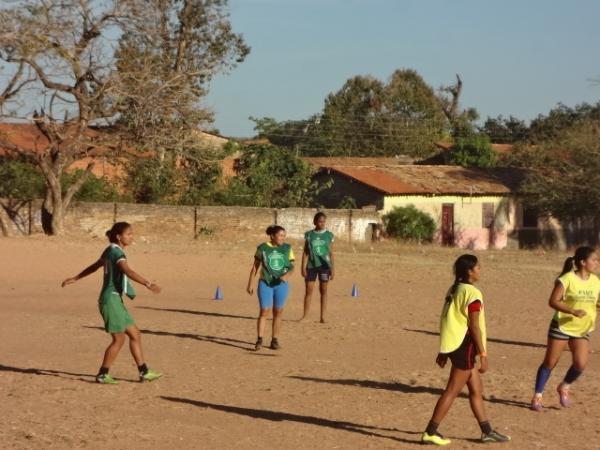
[255,242,295,286]
[100,244,136,301]
[304,229,334,269]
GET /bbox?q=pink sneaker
[530,395,543,412]
[557,384,571,408]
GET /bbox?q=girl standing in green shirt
[247,225,295,351]
[62,222,162,384]
[301,212,335,323]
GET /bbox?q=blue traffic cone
[351,283,358,298]
[214,286,223,300]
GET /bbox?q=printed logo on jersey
[268,251,285,271]
[312,237,327,256]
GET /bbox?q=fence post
[273,209,278,225]
[194,207,198,239]
[348,209,353,244]
[113,203,117,224]
[28,200,32,235]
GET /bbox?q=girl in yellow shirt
[421,254,510,446]
[531,246,600,411]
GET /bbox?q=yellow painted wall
[383,195,517,231]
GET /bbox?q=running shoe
[270,338,281,350]
[96,373,118,385]
[481,430,511,443]
[530,394,543,412]
[254,337,263,351]
[140,369,162,382]
[557,383,571,408]
[421,432,451,446]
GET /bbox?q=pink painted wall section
[454,228,509,250]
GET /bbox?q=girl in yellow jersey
[422,255,511,446]
[531,246,600,411]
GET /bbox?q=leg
[272,307,284,338]
[125,325,145,366]
[557,338,590,407]
[301,281,316,320]
[466,368,488,423]
[101,333,126,369]
[535,337,568,393]
[257,308,272,338]
[319,279,329,323]
[430,366,472,425]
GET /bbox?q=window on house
[482,203,495,228]
[523,207,538,228]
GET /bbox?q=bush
[383,205,436,242]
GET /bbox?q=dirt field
[1,236,600,450]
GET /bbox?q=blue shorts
[258,279,289,309]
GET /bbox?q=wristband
[145,281,152,288]
[479,352,488,358]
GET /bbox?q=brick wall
[0,200,381,243]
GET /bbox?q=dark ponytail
[106,222,131,244]
[445,254,479,303]
[560,246,596,276]
[266,225,285,236]
[313,212,327,225]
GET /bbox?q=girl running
[421,254,510,446]
[247,225,295,351]
[300,212,335,323]
[61,222,162,384]
[531,246,600,411]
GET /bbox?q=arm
[247,258,261,295]
[301,241,309,278]
[61,259,103,287]
[329,241,335,280]
[280,260,295,282]
[468,309,489,373]
[117,260,161,293]
[549,281,585,317]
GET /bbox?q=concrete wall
[0,200,381,243]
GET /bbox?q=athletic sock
[479,421,493,435]
[534,365,552,394]
[138,363,148,375]
[98,366,109,376]
[563,366,583,385]
[425,420,439,436]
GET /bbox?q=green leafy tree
[383,205,436,243]
[127,156,177,204]
[511,121,600,222]
[450,134,497,168]
[61,170,119,202]
[480,115,528,143]
[217,144,320,207]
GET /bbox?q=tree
[217,144,321,208]
[511,121,600,222]
[480,115,528,143]
[437,73,479,137]
[0,0,248,235]
[450,134,497,168]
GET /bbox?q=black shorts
[305,267,331,282]
[548,320,590,341]
[447,334,477,370]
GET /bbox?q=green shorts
[99,292,135,334]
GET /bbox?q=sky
[204,0,600,137]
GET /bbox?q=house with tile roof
[306,157,538,249]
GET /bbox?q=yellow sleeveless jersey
[554,271,600,337]
[440,283,487,354]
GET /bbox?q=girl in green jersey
[247,225,295,351]
[62,222,162,384]
[301,212,335,323]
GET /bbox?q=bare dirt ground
[1,236,600,449]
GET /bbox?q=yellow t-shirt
[440,283,487,354]
[554,271,600,337]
